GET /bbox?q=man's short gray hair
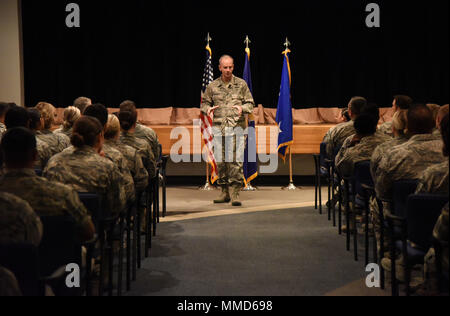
[219,55,234,65]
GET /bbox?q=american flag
[200,45,218,184]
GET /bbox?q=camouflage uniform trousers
[213,134,245,187]
[369,197,393,257]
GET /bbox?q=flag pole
[199,32,216,191]
[243,35,257,192]
[280,37,297,191]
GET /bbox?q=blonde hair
[104,114,120,140]
[392,109,408,135]
[63,106,81,129]
[35,102,56,130]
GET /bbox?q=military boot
[231,185,242,207]
[214,185,231,204]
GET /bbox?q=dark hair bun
[71,132,85,147]
[119,111,136,131]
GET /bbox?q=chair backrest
[354,160,373,195]
[158,143,163,162]
[392,179,418,217]
[78,192,103,225]
[319,142,328,168]
[407,194,448,250]
[0,242,40,296]
[38,216,81,277]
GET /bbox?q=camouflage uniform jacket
[35,137,53,170]
[415,160,449,195]
[135,124,160,161]
[335,132,390,178]
[120,132,156,178]
[103,143,135,202]
[105,139,148,193]
[378,121,394,137]
[0,168,91,230]
[54,126,72,138]
[323,120,355,159]
[43,146,126,216]
[0,191,43,246]
[375,134,446,200]
[370,135,410,181]
[201,76,255,133]
[37,129,71,156]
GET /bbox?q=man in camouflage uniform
[0,191,43,246]
[201,55,255,206]
[336,111,390,178]
[378,95,413,137]
[375,104,446,201]
[120,100,161,161]
[0,128,95,242]
[120,129,156,179]
[322,96,367,159]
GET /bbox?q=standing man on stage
[201,55,255,206]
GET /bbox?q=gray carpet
[126,207,371,296]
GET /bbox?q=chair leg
[345,180,350,251]
[364,194,370,267]
[338,186,342,235]
[353,190,358,262]
[162,172,167,218]
[314,156,318,210]
[318,173,322,215]
[126,208,131,291]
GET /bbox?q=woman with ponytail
[43,116,126,216]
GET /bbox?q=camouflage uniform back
[415,160,449,194]
[105,139,148,193]
[0,123,6,140]
[103,143,135,203]
[335,132,390,177]
[54,126,72,138]
[35,137,53,170]
[0,169,91,230]
[0,191,42,246]
[120,132,156,178]
[43,146,126,216]
[135,123,160,161]
[370,135,409,180]
[37,130,70,156]
[323,121,355,159]
[375,134,446,200]
[378,121,394,137]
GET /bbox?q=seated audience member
[54,106,81,137]
[375,104,446,201]
[35,102,70,155]
[105,114,148,194]
[371,109,410,179]
[0,266,22,296]
[120,100,161,160]
[43,116,125,216]
[0,102,10,140]
[426,103,441,139]
[119,110,156,178]
[378,95,413,137]
[84,104,135,203]
[335,105,390,178]
[73,96,92,114]
[0,191,42,246]
[322,96,367,159]
[4,106,52,170]
[415,113,449,195]
[0,128,94,242]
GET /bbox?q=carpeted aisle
[126,206,385,296]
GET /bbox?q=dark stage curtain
[21,0,449,109]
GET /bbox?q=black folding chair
[38,216,83,296]
[388,194,448,296]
